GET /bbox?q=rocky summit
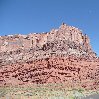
[0,23,99,91]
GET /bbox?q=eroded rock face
[0,23,99,89]
[0,56,99,90]
[0,24,96,65]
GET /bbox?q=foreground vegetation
[0,83,99,99]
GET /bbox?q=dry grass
[0,83,98,99]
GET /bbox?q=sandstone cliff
[0,23,99,90]
[0,23,96,65]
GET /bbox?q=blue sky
[0,0,99,56]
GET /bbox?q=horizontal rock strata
[0,23,99,90]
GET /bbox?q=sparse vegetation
[0,83,98,99]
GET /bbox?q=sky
[0,0,99,56]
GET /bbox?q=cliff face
[0,23,96,65]
[0,23,99,89]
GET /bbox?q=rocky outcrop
[0,56,99,90]
[0,23,99,90]
[0,23,96,66]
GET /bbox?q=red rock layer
[0,56,99,90]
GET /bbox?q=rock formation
[0,23,99,90]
